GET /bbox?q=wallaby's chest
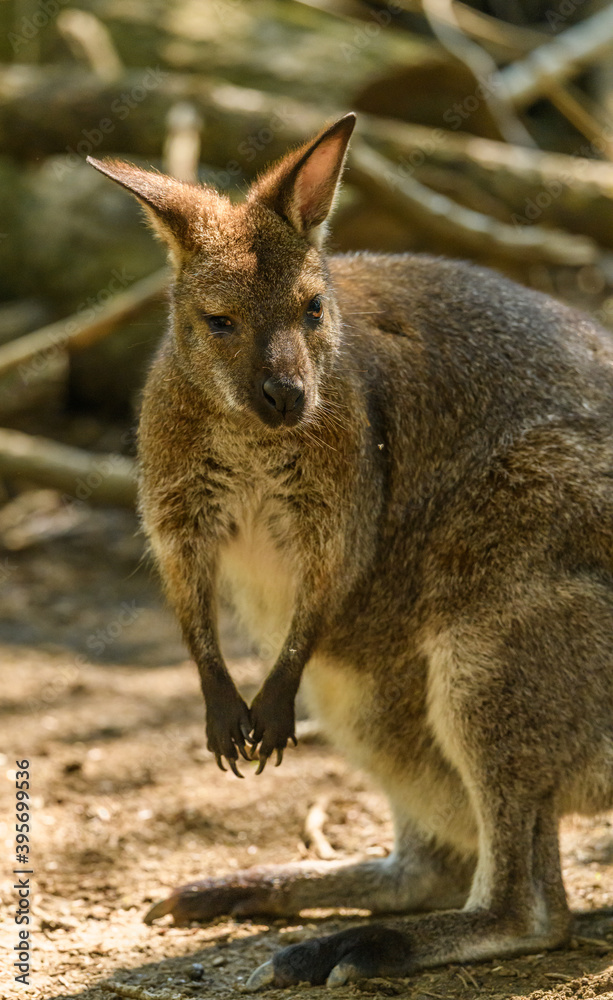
[217,489,300,654]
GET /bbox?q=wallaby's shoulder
[330,250,613,394]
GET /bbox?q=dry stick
[0,428,136,506]
[163,102,202,183]
[415,1,613,166]
[391,0,546,58]
[0,268,168,380]
[360,113,613,209]
[4,68,613,223]
[420,0,536,147]
[349,140,598,266]
[101,984,190,1000]
[304,797,337,860]
[546,82,613,160]
[500,3,613,109]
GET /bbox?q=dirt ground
[1,493,612,1000]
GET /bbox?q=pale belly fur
[216,511,376,757]
[218,515,478,854]
[217,512,297,658]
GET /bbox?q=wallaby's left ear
[86,156,208,268]
[249,113,356,245]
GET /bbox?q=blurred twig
[304,796,337,860]
[421,0,536,146]
[546,82,613,160]
[163,103,202,182]
[0,269,169,380]
[0,429,136,507]
[500,4,613,109]
[384,0,545,58]
[56,8,123,83]
[349,139,599,265]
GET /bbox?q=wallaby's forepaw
[205,688,252,778]
[249,685,297,774]
[143,871,279,926]
[244,925,411,989]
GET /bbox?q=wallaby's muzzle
[257,374,306,428]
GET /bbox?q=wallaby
[88,115,613,989]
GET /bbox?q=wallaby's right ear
[87,157,206,267]
[249,113,356,246]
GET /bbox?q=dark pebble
[188,963,205,981]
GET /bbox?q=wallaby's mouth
[253,375,306,429]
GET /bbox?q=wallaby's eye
[203,315,235,335]
[306,296,324,322]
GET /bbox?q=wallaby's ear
[249,113,356,245]
[87,157,206,267]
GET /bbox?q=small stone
[188,963,205,981]
[63,760,82,773]
[212,955,227,967]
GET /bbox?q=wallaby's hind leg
[247,791,570,988]
[144,819,475,925]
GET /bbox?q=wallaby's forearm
[250,602,323,771]
[146,519,251,775]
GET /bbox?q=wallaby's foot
[144,868,284,926]
[144,846,474,927]
[247,925,412,989]
[245,908,572,990]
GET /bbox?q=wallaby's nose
[262,376,305,416]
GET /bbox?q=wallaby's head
[88,114,356,429]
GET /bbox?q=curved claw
[244,960,275,991]
[215,754,227,772]
[228,757,244,778]
[274,748,283,767]
[237,740,252,762]
[255,754,269,775]
[143,896,175,925]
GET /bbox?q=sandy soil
[1,495,612,1000]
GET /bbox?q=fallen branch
[0,268,168,380]
[3,67,613,207]
[0,428,136,507]
[101,983,189,1000]
[349,140,599,266]
[303,796,337,860]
